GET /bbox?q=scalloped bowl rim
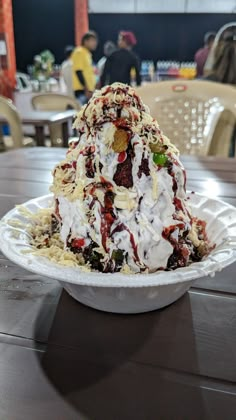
[0,193,236,288]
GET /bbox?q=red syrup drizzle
[162,223,190,269]
[79,145,95,156]
[173,197,184,212]
[113,154,133,188]
[192,217,208,242]
[162,159,191,268]
[100,189,116,251]
[71,238,85,248]
[183,169,187,190]
[54,198,61,220]
[85,179,116,252]
[118,151,127,163]
[162,223,185,243]
[85,157,95,178]
[113,118,130,129]
[61,163,72,170]
[84,178,141,268]
[59,160,77,186]
[138,155,150,178]
[111,223,140,264]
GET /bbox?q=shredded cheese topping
[20,83,211,274]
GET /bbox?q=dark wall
[12,2,236,71]
[12,0,74,71]
[90,13,236,63]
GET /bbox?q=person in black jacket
[101,31,141,87]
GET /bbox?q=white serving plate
[0,193,236,313]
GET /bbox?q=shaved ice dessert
[43,82,211,274]
[21,82,211,274]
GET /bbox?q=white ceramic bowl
[0,193,236,313]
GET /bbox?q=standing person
[71,31,98,104]
[194,32,216,77]
[101,31,141,87]
[61,45,74,97]
[97,41,117,80]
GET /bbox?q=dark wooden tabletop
[0,147,236,420]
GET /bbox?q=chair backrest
[0,96,23,148]
[205,22,236,74]
[136,80,236,156]
[31,93,81,112]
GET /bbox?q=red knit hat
[120,31,137,46]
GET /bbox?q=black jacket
[101,48,141,86]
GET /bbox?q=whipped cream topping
[50,83,209,273]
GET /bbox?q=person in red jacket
[194,32,216,77]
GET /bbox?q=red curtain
[75,0,89,46]
[0,0,16,99]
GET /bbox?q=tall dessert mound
[51,83,210,273]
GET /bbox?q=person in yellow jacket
[71,31,98,104]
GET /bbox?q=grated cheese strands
[27,83,211,274]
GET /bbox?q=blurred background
[0,0,236,156]
[12,0,236,71]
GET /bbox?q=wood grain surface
[0,147,236,420]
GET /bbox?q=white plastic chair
[136,80,236,156]
[0,95,34,149]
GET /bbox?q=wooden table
[0,109,75,147]
[0,147,236,420]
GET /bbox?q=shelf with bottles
[156,61,197,80]
[140,60,156,82]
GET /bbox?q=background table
[0,109,75,147]
[0,147,236,420]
